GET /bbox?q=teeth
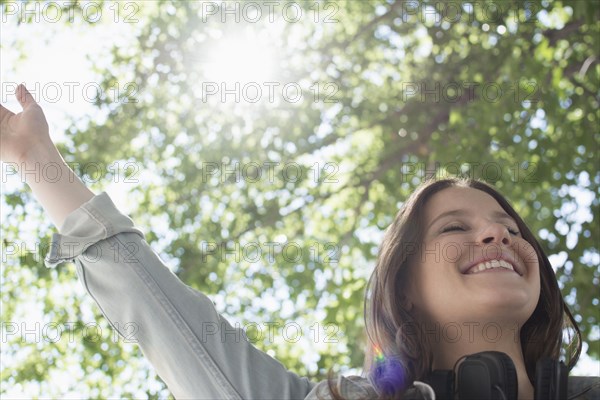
[499,260,515,271]
[469,260,516,274]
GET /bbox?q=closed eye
[441,224,465,233]
[507,226,520,235]
[441,224,520,235]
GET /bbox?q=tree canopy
[1,0,598,397]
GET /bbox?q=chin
[469,279,537,305]
[460,296,537,325]
[425,285,539,328]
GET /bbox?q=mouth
[464,259,522,276]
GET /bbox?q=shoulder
[568,376,600,400]
[304,376,436,399]
[304,375,378,400]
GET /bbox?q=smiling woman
[331,178,597,400]
[404,185,543,399]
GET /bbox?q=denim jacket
[44,193,599,399]
[43,192,385,399]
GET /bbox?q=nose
[478,222,511,246]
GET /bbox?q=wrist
[19,139,62,167]
[18,141,71,188]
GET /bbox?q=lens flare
[371,345,409,395]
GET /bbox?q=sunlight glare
[202,31,279,84]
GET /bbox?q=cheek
[408,260,456,312]
[516,240,540,273]
[407,262,429,308]
[442,241,462,262]
[515,238,542,293]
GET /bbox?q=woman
[340,178,586,399]
[1,85,597,399]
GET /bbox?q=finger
[0,104,15,124]
[16,84,38,109]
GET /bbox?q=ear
[400,294,414,311]
[401,279,419,312]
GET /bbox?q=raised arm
[1,85,316,399]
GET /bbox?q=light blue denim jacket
[43,192,385,399]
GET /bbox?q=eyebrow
[427,209,516,231]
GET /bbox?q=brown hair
[327,177,581,399]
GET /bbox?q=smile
[466,259,518,275]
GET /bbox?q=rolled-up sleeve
[44,192,316,399]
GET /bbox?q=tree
[1,0,598,397]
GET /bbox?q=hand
[1,83,95,228]
[0,84,52,165]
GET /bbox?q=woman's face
[408,186,541,329]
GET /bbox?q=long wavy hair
[327,177,581,399]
